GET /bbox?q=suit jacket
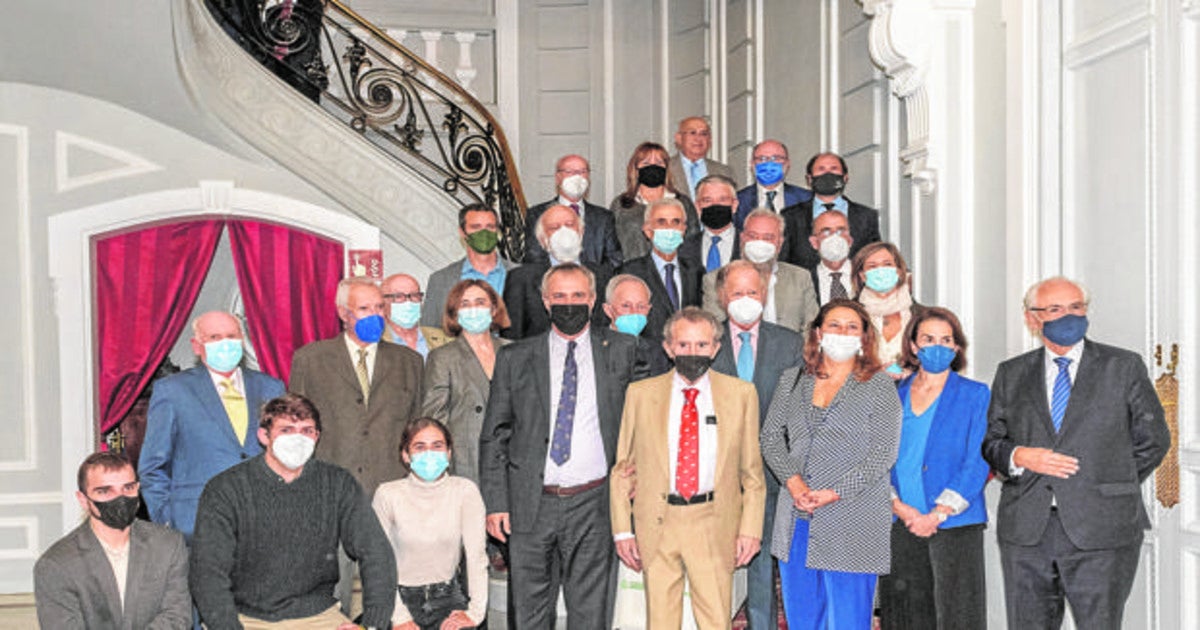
[609,370,766,574]
[385,325,451,356]
[289,334,424,496]
[421,334,509,483]
[139,365,286,539]
[711,321,802,430]
[479,327,648,533]
[701,261,820,335]
[779,198,883,270]
[893,372,991,528]
[34,520,191,630]
[668,154,738,198]
[420,256,519,327]
[522,199,624,270]
[734,182,812,230]
[982,340,1169,550]
[617,254,703,342]
[499,260,612,340]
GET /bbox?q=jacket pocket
[1097,482,1140,496]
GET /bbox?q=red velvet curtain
[227,220,343,384]
[94,220,225,434]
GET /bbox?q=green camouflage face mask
[464,229,500,254]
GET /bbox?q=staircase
[172,0,527,267]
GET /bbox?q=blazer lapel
[370,344,393,398]
[1057,341,1101,440]
[187,369,242,448]
[652,374,675,485]
[533,336,552,441]
[1018,350,1057,438]
[331,336,366,393]
[711,375,738,486]
[589,329,620,452]
[713,322,736,375]
[122,524,147,627]
[77,525,124,624]
[680,256,702,304]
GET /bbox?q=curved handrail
[204,0,527,258]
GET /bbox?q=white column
[454,31,479,96]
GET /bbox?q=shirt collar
[207,366,244,393]
[343,331,376,357]
[672,369,712,391]
[1043,339,1085,364]
[813,195,849,215]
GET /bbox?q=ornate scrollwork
[204,0,527,258]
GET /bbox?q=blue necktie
[689,161,703,196]
[550,341,577,465]
[737,331,754,382]
[1050,357,1072,433]
[664,263,680,310]
[706,235,722,272]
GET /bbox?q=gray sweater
[190,456,396,629]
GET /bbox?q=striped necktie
[1050,357,1072,432]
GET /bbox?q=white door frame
[46,181,379,532]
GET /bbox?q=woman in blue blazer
[879,306,990,629]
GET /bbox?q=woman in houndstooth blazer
[761,298,903,629]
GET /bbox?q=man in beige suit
[610,307,766,629]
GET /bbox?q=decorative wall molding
[0,125,37,474]
[54,131,163,194]
[861,0,936,193]
[171,0,461,268]
[0,517,39,561]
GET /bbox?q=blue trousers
[778,518,877,630]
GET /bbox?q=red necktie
[676,388,700,499]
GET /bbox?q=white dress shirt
[701,226,736,268]
[544,330,608,485]
[667,372,718,496]
[343,333,378,380]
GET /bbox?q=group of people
[35,116,1171,630]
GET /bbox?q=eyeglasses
[753,155,787,164]
[814,227,848,238]
[383,292,424,303]
[1028,302,1088,317]
[557,169,590,177]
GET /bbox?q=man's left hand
[735,536,761,567]
[440,610,475,630]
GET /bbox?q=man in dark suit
[617,199,704,343]
[421,203,519,327]
[289,276,423,614]
[982,276,1170,630]
[523,154,623,270]
[668,116,738,199]
[36,452,190,629]
[601,273,672,377]
[709,261,802,630]
[807,209,856,305]
[481,263,648,628]
[735,139,813,231]
[504,204,612,339]
[780,152,882,270]
[140,311,286,542]
[695,174,741,273]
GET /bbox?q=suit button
[357,467,364,473]
[241,453,247,460]
[475,405,484,413]
[657,518,663,524]
[544,438,549,445]
[922,465,928,472]
[356,397,364,404]
[361,430,369,436]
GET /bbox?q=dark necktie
[570,202,580,215]
[1050,357,1072,433]
[766,190,777,210]
[829,271,848,300]
[676,388,700,499]
[664,263,680,310]
[822,202,835,214]
[550,341,578,465]
[706,235,722,272]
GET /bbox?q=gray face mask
[674,354,713,382]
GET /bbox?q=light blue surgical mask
[389,302,421,329]
[652,229,684,255]
[917,344,956,374]
[755,161,785,186]
[864,266,900,293]
[614,313,648,336]
[457,307,493,334]
[409,450,450,481]
[204,338,243,373]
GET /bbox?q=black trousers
[507,484,613,630]
[879,520,987,630]
[998,510,1142,630]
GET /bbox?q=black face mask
[637,165,668,188]
[700,204,733,230]
[549,304,590,336]
[674,354,713,382]
[810,172,846,197]
[90,494,139,530]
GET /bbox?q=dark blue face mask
[354,314,386,343]
[1041,314,1088,346]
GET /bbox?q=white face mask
[742,240,777,264]
[272,434,316,470]
[818,234,850,262]
[819,332,862,362]
[561,174,589,200]
[547,227,583,263]
[727,295,765,326]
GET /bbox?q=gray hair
[642,198,686,228]
[663,306,724,345]
[715,260,769,302]
[540,262,596,298]
[534,205,585,245]
[335,276,380,310]
[1022,276,1092,311]
[605,273,650,304]
[191,311,245,338]
[695,174,738,200]
[742,208,785,235]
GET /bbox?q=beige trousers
[641,502,734,630]
[238,604,352,629]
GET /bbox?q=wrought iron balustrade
[205,0,527,259]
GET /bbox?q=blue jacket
[734,182,812,231]
[892,371,991,528]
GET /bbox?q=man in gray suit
[703,208,820,335]
[983,276,1170,630]
[480,263,648,628]
[35,451,191,629]
[421,203,519,327]
[709,260,802,630]
[668,116,737,199]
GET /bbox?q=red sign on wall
[348,249,383,279]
